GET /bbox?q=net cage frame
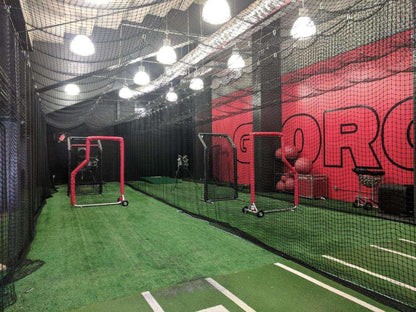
[198,133,238,203]
[67,136,104,196]
[243,132,299,218]
[70,136,128,208]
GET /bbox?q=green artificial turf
[140,176,180,184]
[74,262,395,312]
[7,183,279,312]
[150,278,243,312]
[127,180,416,309]
[213,262,395,312]
[74,295,153,312]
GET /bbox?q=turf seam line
[322,255,416,292]
[141,291,165,312]
[399,238,416,245]
[97,208,136,266]
[370,245,416,260]
[274,263,385,312]
[205,278,256,312]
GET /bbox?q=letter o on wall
[282,114,321,163]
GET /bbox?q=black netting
[1,0,415,310]
[0,3,51,310]
[198,133,238,202]
[115,1,415,310]
[66,137,104,196]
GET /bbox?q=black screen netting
[0,3,51,310]
[1,0,416,310]
[117,1,415,310]
[198,133,238,203]
[66,137,104,196]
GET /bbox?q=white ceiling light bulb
[70,34,95,56]
[64,83,80,96]
[135,107,146,116]
[166,87,178,102]
[157,38,177,65]
[202,0,231,25]
[134,65,150,86]
[119,86,133,99]
[291,7,316,40]
[227,50,245,70]
[189,77,204,91]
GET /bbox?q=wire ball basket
[358,174,383,188]
[352,168,385,188]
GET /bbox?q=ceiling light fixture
[202,0,231,25]
[64,83,80,96]
[134,65,151,86]
[133,0,291,99]
[227,49,245,70]
[119,86,133,99]
[135,107,146,116]
[166,87,178,102]
[70,34,95,56]
[189,77,204,91]
[291,5,316,40]
[157,38,177,65]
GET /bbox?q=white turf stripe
[274,263,385,312]
[205,278,256,312]
[141,291,165,312]
[370,245,416,260]
[323,255,416,292]
[399,238,416,245]
[198,305,230,312]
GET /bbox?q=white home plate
[197,305,230,312]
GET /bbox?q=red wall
[281,30,414,201]
[212,31,414,201]
[212,89,253,185]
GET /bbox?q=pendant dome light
[70,34,95,56]
[227,49,245,70]
[119,86,133,99]
[134,65,151,86]
[157,38,177,65]
[291,5,316,40]
[64,83,80,96]
[202,0,231,25]
[166,87,178,102]
[189,77,204,91]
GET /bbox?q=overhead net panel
[198,133,238,203]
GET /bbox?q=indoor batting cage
[1,0,416,311]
